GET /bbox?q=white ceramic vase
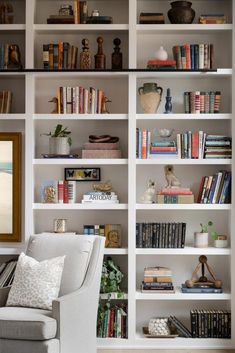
[155,46,168,61]
[194,232,208,248]
[49,137,71,155]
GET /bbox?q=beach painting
[0,133,21,242]
[0,141,13,234]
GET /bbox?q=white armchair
[0,234,105,353]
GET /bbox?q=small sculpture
[93,180,112,192]
[80,38,91,69]
[95,36,106,69]
[164,88,172,114]
[101,96,111,113]
[112,38,122,69]
[164,165,181,188]
[140,179,156,204]
[185,255,222,289]
[155,46,168,61]
[7,44,22,69]
[48,97,58,114]
[0,2,14,24]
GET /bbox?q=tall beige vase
[139,82,163,114]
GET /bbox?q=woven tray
[142,327,178,338]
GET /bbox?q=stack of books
[172,44,214,69]
[40,180,76,204]
[141,267,174,293]
[157,188,194,204]
[204,135,232,159]
[81,191,119,204]
[139,12,165,24]
[184,91,221,114]
[150,140,177,158]
[190,310,231,338]
[0,261,17,287]
[136,222,186,248]
[83,224,121,247]
[199,14,227,24]
[147,59,176,70]
[0,90,12,113]
[43,42,78,69]
[97,303,128,338]
[197,171,231,204]
[57,86,105,114]
[136,128,151,159]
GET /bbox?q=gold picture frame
[0,132,21,242]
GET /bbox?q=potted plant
[194,221,213,248]
[42,124,72,155]
[100,257,125,299]
[211,231,228,248]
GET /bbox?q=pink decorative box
[82,150,122,158]
[83,142,120,150]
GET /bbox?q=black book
[191,310,197,338]
[178,223,182,248]
[159,223,163,248]
[169,316,192,338]
[136,223,140,248]
[182,223,186,248]
[152,223,157,248]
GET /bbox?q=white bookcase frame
[0,0,234,349]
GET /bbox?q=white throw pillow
[6,252,65,310]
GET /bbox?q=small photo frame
[64,168,101,182]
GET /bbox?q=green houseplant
[42,124,72,155]
[194,221,213,248]
[100,257,124,298]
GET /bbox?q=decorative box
[82,150,122,158]
[83,142,120,150]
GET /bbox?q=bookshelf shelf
[0,114,26,120]
[136,159,232,165]
[33,114,128,120]
[136,204,232,210]
[33,159,128,165]
[136,69,232,78]
[136,113,232,120]
[34,24,129,34]
[33,203,128,210]
[104,248,128,255]
[97,338,128,348]
[136,24,233,34]
[136,289,231,301]
[0,24,26,31]
[135,247,231,256]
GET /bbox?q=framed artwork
[64,167,101,182]
[0,133,21,242]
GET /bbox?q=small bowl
[158,128,174,138]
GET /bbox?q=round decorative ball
[214,280,222,288]
[185,280,193,288]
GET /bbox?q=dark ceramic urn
[168,1,195,24]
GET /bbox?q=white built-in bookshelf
[0,0,235,349]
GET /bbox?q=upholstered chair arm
[52,237,105,353]
[0,287,11,307]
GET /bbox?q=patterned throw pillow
[6,253,65,310]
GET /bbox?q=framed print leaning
[0,133,21,241]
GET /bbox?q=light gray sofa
[0,234,105,353]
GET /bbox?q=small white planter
[49,137,70,155]
[214,239,228,248]
[194,232,208,248]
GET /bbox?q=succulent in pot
[42,124,72,155]
[211,231,228,248]
[194,221,213,248]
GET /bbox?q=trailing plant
[42,124,72,146]
[100,257,124,295]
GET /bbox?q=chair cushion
[0,338,59,353]
[26,234,94,295]
[0,307,57,340]
[6,253,65,310]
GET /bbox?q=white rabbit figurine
[140,179,156,203]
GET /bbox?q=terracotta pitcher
[138,83,163,114]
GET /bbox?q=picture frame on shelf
[64,167,101,182]
[0,132,21,242]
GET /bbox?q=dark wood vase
[168,1,195,24]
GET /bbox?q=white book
[63,86,67,114]
[199,44,204,69]
[212,172,223,204]
[81,200,119,204]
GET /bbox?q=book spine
[58,180,64,203]
[195,91,200,114]
[184,92,190,113]
[200,92,205,113]
[53,44,59,69]
[190,44,195,70]
[199,44,204,69]
[194,44,199,70]
[58,41,63,69]
[209,91,215,113]
[185,44,191,69]
[68,181,76,203]
[214,91,221,113]
[43,44,49,69]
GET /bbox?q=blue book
[219,172,231,204]
[208,174,218,204]
[181,284,223,293]
[0,44,4,69]
[194,44,199,70]
[190,45,195,70]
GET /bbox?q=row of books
[83,224,122,248]
[184,91,221,114]
[0,261,17,288]
[97,303,128,338]
[43,42,78,70]
[197,171,231,204]
[136,128,151,159]
[172,44,214,70]
[41,180,76,204]
[142,267,174,293]
[57,86,105,114]
[0,90,12,113]
[190,310,231,338]
[176,132,231,159]
[136,222,186,248]
[157,187,194,204]
[81,191,119,204]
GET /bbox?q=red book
[142,129,147,159]
[197,176,206,203]
[63,181,68,203]
[79,87,83,113]
[151,146,177,152]
[147,59,176,66]
[58,180,64,203]
[160,188,192,195]
[192,132,199,158]
[184,44,191,69]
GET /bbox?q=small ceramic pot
[168,1,195,24]
[214,239,228,248]
[49,137,71,155]
[194,232,208,248]
[155,46,168,61]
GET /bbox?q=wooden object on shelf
[80,38,91,70]
[94,36,106,69]
[112,38,123,70]
[0,2,14,24]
